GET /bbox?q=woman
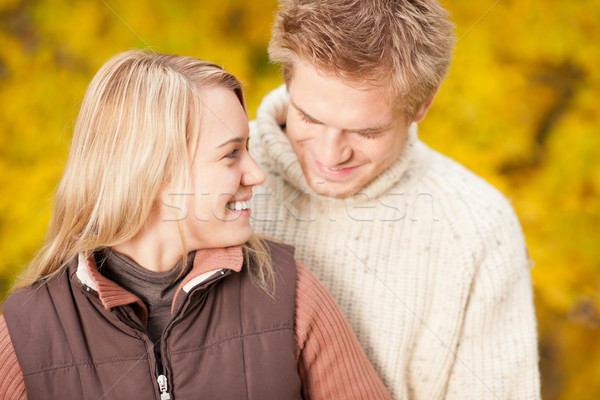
[0,51,391,399]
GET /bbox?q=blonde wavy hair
[269,0,455,118]
[15,50,273,292]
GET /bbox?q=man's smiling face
[285,61,415,198]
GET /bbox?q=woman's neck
[112,213,185,273]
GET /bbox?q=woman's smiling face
[162,87,265,249]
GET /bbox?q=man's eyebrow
[217,137,246,148]
[291,101,323,125]
[291,100,392,134]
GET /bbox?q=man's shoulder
[413,141,521,230]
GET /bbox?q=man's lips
[313,158,361,179]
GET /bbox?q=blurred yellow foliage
[0,1,598,399]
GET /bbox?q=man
[250,0,541,399]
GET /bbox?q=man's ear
[413,95,435,123]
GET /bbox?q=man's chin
[308,179,359,199]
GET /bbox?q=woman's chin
[199,227,253,249]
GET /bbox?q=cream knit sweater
[250,85,541,400]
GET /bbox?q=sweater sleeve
[294,261,392,400]
[0,315,27,400]
[444,210,541,400]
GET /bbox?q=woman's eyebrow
[217,137,246,148]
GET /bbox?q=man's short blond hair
[268,0,455,117]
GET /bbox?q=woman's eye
[226,148,240,158]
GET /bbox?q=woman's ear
[413,95,435,123]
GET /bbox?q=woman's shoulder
[258,237,297,273]
[3,267,70,308]
[261,238,295,256]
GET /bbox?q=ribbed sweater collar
[253,84,418,203]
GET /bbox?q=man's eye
[300,113,314,124]
[357,130,383,139]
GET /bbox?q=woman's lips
[225,198,252,217]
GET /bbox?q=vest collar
[75,246,244,311]
[254,84,419,204]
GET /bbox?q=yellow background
[0,1,598,398]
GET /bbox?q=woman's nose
[242,152,266,187]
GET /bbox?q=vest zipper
[153,272,226,399]
[157,374,171,399]
[113,271,228,399]
[154,292,192,400]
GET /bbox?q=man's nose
[317,129,352,167]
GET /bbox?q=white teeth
[227,201,249,211]
[327,167,342,171]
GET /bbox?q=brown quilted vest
[2,241,301,400]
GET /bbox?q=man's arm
[445,208,541,400]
